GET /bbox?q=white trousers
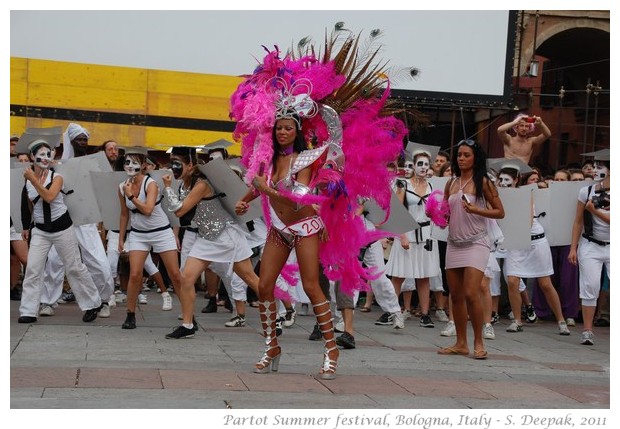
[42,223,114,303]
[209,252,259,303]
[578,238,610,306]
[20,226,102,317]
[106,231,121,279]
[364,240,401,314]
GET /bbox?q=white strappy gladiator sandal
[254,300,281,374]
[313,300,339,380]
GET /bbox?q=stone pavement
[10,290,610,411]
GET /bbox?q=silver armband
[164,187,183,212]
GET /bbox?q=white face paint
[403,161,414,178]
[124,157,142,177]
[593,162,609,181]
[498,173,515,188]
[414,157,430,178]
[33,146,53,169]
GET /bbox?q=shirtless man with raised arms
[497,113,551,165]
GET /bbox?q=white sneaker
[558,321,571,336]
[435,309,449,322]
[506,320,523,332]
[39,304,55,317]
[224,315,246,327]
[580,330,594,345]
[283,309,296,327]
[138,293,148,305]
[114,290,127,303]
[393,311,405,329]
[483,322,495,340]
[335,320,345,333]
[566,318,576,327]
[99,303,111,318]
[299,303,309,316]
[402,310,412,320]
[108,294,116,307]
[440,321,456,337]
[161,292,172,311]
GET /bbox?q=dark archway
[533,27,610,170]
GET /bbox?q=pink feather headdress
[230,30,414,297]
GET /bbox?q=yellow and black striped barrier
[10,57,242,154]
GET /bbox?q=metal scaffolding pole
[583,78,591,156]
[591,81,601,152]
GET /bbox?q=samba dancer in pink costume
[231,31,410,378]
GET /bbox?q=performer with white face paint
[39,123,114,318]
[493,163,538,324]
[414,155,431,178]
[402,159,414,179]
[568,149,610,346]
[161,146,260,336]
[385,147,441,328]
[496,161,571,336]
[497,170,517,188]
[118,147,183,330]
[18,139,102,324]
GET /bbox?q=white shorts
[10,224,23,241]
[126,228,177,253]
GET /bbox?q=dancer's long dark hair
[451,140,488,200]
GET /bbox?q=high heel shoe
[313,300,339,380]
[254,347,281,373]
[254,300,281,374]
[320,344,339,380]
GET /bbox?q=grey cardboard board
[55,158,103,226]
[365,191,419,235]
[90,171,127,231]
[198,159,262,222]
[547,181,589,246]
[496,187,532,250]
[10,164,30,233]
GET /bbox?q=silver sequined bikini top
[192,195,234,241]
[271,146,328,196]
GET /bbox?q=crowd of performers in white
[10,33,610,378]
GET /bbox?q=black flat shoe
[82,304,103,323]
[201,297,217,313]
[122,312,136,329]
